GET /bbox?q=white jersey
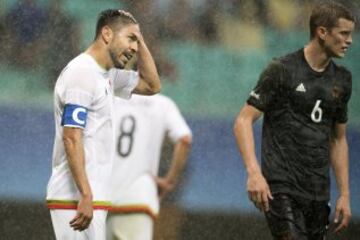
[109,95,192,217]
[46,53,139,210]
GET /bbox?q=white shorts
[106,213,153,240]
[50,209,107,240]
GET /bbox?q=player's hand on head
[155,177,175,201]
[133,29,144,44]
[247,171,273,212]
[69,195,93,231]
[334,195,351,233]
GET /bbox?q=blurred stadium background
[0,0,359,239]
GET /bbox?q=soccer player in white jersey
[106,95,192,240]
[46,9,161,239]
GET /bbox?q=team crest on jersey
[61,104,88,128]
[296,83,306,92]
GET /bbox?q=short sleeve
[63,67,96,108]
[247,60,284,112]
[111,69,139,99]
[334,71,352,123]
[164,98,192,143]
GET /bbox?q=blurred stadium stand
[0,0,359,239]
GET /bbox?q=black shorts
[265,193,330,240]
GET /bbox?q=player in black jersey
[233,2,355,240]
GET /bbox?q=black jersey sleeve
[334,71,352,123]
[247,60,284,112]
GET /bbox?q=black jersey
[247,49,352,201]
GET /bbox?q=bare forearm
[331,137,350,197]
[234,115,261,175]
[165,137,191,184]
[135,39,161,94]
[234,107,273,211]
[63,130,92,198]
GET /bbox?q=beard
[109,48,125,69]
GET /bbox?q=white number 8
[311,100,322,123]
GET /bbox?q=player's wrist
[164,176,177,185]
[339,192,350,198]
[246,164,261,176]
[80,191,93,199]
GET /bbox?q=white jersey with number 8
[110,94,192,217]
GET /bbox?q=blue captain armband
[61,104,88,128]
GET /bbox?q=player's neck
[304,41,331,72]
[85,42,113,71]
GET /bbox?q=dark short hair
[95,9,138,39]
[309,1,355,39]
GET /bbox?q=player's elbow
[233,121,241,139]
[151,84,161,94]
[233,114,250,137]
[180,135,192,148]
[149,77,162,94]
[140,82,161,96]
[139,76,162,95]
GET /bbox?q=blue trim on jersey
[61,104,88,128]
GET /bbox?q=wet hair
[309,2,355,39]
[94,9,138,40]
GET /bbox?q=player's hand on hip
[155,177,175,201]
[247,171,273,212]
[334,195,351,233]
[69,195,93,231]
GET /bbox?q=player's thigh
[50,209,107,240]
[265,194,307,240]
[306,201,330,240]
[106,213,153,240]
